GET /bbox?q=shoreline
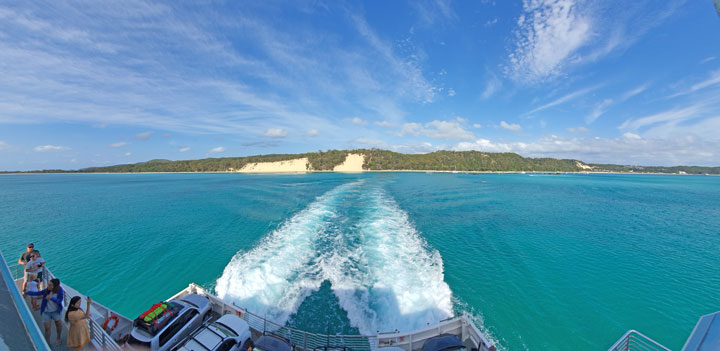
[1,170,718,176]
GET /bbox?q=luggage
[133,301,181,335]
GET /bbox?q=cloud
[621,84,649,101]
[209,146,226,153]
[500,121,522,132]
[473,123,482,128]
[586,98,613,124]
[124,152,131,156]
[567,126,589,134]
[304,129,318,137]
[447,88,456,97]
[352,137,388,148]
[619,103,708,131]
[134,131,154,140]
[672,70,720,97]
[0,141,8,151]
[700,57,716,64]
[109,142,128,148]
[481,73,501,99]
[525,85,599,115]
[34,145,69,152]
[399,119,475,140]
[374,121,395,127]
[179,147,190,152]
[262,128,288,138]
[507,0,591,81]
[451,132,720,166]
[413,0,457,26]
[351,117,367,125]
[484,18,498,27]
[241,141,279,147]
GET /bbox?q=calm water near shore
[1,172,718,350]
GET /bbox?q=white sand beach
[333,153,365,172]
[236,157,309,173]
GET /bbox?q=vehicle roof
[255,335,292,351]
[214,315,250,335]
[179,294,210,311]
[421,335,464,351]
[131,300,191,341]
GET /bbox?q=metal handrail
[608,330,671,351]
[8,263,122,350]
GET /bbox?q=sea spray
[325,186,454,334]
[215,182,360,325]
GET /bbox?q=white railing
[177,283,495,351]
[9,264,123,351]
[608,330,671,351]
[174,284,379,351]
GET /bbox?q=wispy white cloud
[134,131,154,140]
[304,129,319,137]
[506,0,591,82]
[700,57,716,64]
[262,128,288,138]
[500,121,522,132]
[179,147,191,152]
[374,121,395,127]
[621,84,649,101]
[526,85,599,115]
[109,142,128,148]
[481,73,501,99]
[34,145,69,152]
[452,132,720,166]
[506,0,684,82]
[567,126,589,134]
[399,119,475,140]
[209,146,226,154]
[619,103,708,131]
[586,98,613,124]
[0,141,9,151]
[124,152,131,156]
[669,70,720,98]
[351,117,367,125]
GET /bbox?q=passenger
[23,278,64,346]
[22,251,45,292]
[65,296,92,349]
[26,273,40,310]
[18,242,35,265]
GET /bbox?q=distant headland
[2,149,719,174]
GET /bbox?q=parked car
[173,314,252,351]
[422,335,465,351]
[127,294,211,351]
[253,334,293,351]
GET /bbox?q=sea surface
[1,173,719,350]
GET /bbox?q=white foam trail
[215,182,357,325]
[325,187,454,334]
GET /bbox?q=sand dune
[333,153,365,172]
[236,157,309,173]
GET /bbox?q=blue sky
[1,0,719,170]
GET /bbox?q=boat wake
[216,181,453,334]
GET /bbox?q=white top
[26,280,39,293]
[25,258,45,274]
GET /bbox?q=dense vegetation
[4,149,719,174]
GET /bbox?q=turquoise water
[1,173,719,350]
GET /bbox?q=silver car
[173,314,252,351]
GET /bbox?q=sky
[1,0,719,171]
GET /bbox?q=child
[26,273,40,310]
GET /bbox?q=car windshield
[211,322,238,337]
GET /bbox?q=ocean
[1,172,718,350]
